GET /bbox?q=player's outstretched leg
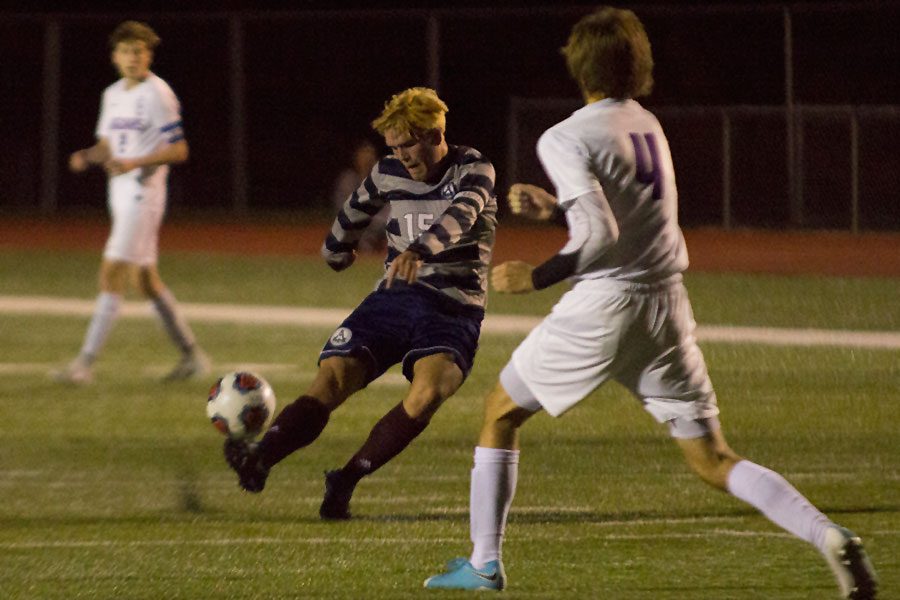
[423,559,506,591]
[319,402,428,520]
[224,395,332,492]
[680,432,879,600]
[223,438,269,492]
[822,526,878,600]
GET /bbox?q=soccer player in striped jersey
[224,87,498,521]
[52,21,210,385]
[424,8,877,598]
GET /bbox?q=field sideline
[3,218,900,277]
[2,293,899,350]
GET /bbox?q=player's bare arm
[491,261,535,294]
[385,249,423,288]
[105,139,189,176]
[507,183,557,220]
[69,139,112,173]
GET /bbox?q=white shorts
[103,178,165,266]
[502,276,719,436]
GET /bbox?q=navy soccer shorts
[318,282,483,384]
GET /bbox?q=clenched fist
[491,260,535,294]
[507,183,557,221]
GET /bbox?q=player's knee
[483,384,530,429]
[100,264,130,293]
[404,379,456,419]
[135,267,163,298]
[403,393,439,420]
[686,450,741,491]
[477,384,530,449]
[311,356,368,407]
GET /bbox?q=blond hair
[109,20,161,50]
[561,7,653,99]
[371,87,449,137]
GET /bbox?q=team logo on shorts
[441,182,458,198]
[330,327,352,346]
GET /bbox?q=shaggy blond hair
[109,21,161,50]
[562,7,653,99]
[371,87,449,137]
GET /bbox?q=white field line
[1,294,898,349]
[0,361,410,385]
[2,528,899,550]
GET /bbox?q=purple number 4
[629,132,663,200]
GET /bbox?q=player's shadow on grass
[3,502,890,528]
[355,503,897,525]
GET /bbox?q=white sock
[79,292,122,361]
[726,459,833,552]
[151,288,196,354]
[469,446,519,569]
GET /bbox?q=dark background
[1,1,897,229]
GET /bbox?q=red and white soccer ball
[206,371,276,440]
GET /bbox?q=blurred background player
[330,138,387,253]
[223,87,498,521]
[424,7,878,598]
[52,20,210,384]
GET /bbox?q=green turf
[0,250,897,599]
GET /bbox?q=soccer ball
[206,371,276,440]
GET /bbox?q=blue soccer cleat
[423,558,506,591]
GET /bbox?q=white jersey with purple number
[96,72,184,211]
[503,98,717,425]
[537,98,688,284]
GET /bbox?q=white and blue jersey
[96,72,184,211]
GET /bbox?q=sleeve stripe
[460,173,494,194]
[348,191,386,216]
[431,223,452,245]
[161,120,183,132]
[324,233,354,253]
[445,204,474,224]
[337,210,370,231]
[454,195,483,212]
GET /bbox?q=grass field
[1,249,898,599]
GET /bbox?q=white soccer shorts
[501,276,719,437]
[103,179,165,266]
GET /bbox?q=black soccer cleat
[822,526,878,600]
[319,469,358,520]
[223,438,270,493]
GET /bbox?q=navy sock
[341,402,429,482]
[257,395,330,468]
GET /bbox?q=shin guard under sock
[257,395,330,468]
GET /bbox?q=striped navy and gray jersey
[323,145,498,312]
